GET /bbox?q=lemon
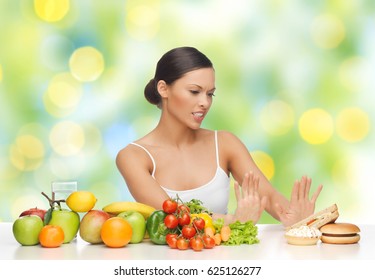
[66,191,97,212]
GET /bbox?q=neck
[153,117,199,148]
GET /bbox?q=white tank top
[130,131,230,214]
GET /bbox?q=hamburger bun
[320,223,360,244]
[285,235,320,246]
[285,225,321,246]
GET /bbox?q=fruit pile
[13,191,94,248]
[12,190,156,249]
[12,191,259,250]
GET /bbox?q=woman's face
[161,67,216,129]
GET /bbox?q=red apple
[79,210,111,244]
[19,207,47,222]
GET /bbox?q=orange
[100,217,132,248]
[39,225,65,248]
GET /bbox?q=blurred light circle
[260,100,295,136]
[49,121,85,156]
[69,46,105,82]
[0,155,20,180]
[9,135,45,171]
[299,108,334,144]
[125,4,160,41]
[311,14,345,49]
[250,150,275,180]
[34,0,70,22]
[43,94,76,118]
[47,73,82,108]
[336,107,370,142]
[43,73,82,117]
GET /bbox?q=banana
[102,201,156,219]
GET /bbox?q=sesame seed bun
[320,223,360,244]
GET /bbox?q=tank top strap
[214,130,220,167]
[129,142,156,177]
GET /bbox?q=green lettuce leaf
[223,220,260,246]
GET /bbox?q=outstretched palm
[277,176,323,227]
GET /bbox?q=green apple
[12,215,44,246]
[117,210,146,244]
[48,209,80,243]
[79,210,111,244]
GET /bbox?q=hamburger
[284,204,339,246]
[320,223,360,244]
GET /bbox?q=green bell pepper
[146,210,170,245]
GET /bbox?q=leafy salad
[214,218,259,245]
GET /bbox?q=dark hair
[144,47,213,107]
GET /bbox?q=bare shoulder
[116,143,151,170]
[217,130,244,146]
[216,130,249,158]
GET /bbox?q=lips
[192,112,205,122]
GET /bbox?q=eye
[207,92,215,97]
[189,90,200,94]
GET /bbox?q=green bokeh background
[1,0,374,224]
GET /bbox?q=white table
[1,222,374,260]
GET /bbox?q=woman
[116,46,323,227]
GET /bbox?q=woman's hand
[231,172,267,224]
[276,176,323,227]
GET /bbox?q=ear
[157,80,168,98]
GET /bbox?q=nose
[198,94,211,108]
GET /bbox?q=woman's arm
[219,131,322,226]
[116,145,170,210]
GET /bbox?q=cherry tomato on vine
[162,199,178,214]
[192,217,205,230]
[178,212,190,226]
[166,233,178,249]
[189,236,204,251]
[176,237,189,250]
[181,225,196,239]
[177,204,190,214]
[202,234,215,249]
[164,214,178,229]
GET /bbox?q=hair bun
[144,78,161,106]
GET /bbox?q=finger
[291,180,299,202]
[242,172,250,197]
[247,172,255,196]
[298,176,306,200]
[310,184,323,203]
[304,177,312,198]
[253,175,260,195]
[234,181,241,201]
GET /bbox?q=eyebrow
[188,84,216,92]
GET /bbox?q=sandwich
[320,223,360,244]
[286,203,339,231]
